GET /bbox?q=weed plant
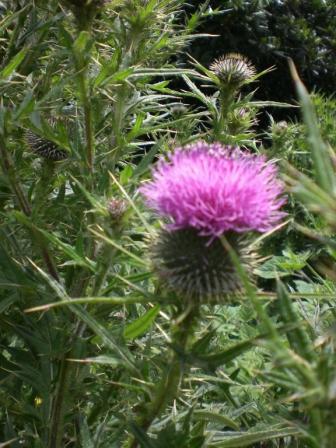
[0,2,335,448]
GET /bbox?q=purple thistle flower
[141,141,286,237]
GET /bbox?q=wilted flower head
[108,198,128,222]
[25,130,68,161]
[141,141,285,238]
[210,53,256,86]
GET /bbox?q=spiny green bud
[210,53,256,87]
[150,227,257,305]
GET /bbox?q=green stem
[326,403,336,448]
[47,358,72,448]
[214,87,236,140]
[32,160,55,217]
[0,135,31,215]
[47,36,97,447]
[124,307,198,448]
[77,67,95,177]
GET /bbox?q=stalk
[77,62,95,178]
[326,403,336,448]
[47,33,96,447]
[47,358,72,448]
[124,306,198,448]
[214,87,236,140]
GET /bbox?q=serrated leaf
[94,66,133,89]
[276,281,314,362]
[255,251,309,279]
[182,74,215,111]
[69,355,122,367]
[78,416,94,448]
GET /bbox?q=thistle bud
[272,120,288,135]
[210,53,256,87]
[170,103,188,117]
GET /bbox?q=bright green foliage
[0,1,336,448]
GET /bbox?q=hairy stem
[214,87,236,140]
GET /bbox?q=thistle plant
[141,142,285,302]
[184,52,276,146]
[1,1,336,448]
[119,141,286,446]
[0,1,209,446]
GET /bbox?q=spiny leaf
[208,425,301,447]
[193,410,239,431]
[276,281,315,362]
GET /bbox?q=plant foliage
[0,1,335,448]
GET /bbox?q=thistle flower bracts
[210,53,256,86]
[151,227,255,303]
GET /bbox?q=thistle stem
[215,88,236,140]
[47,357,72,448]
[47,37,97,447]
[77,66,95,177]
[124,306,198,448]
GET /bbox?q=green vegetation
[0,1,336,447]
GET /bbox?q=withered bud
[107,198,128,222]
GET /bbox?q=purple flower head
[141,142,286,237]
